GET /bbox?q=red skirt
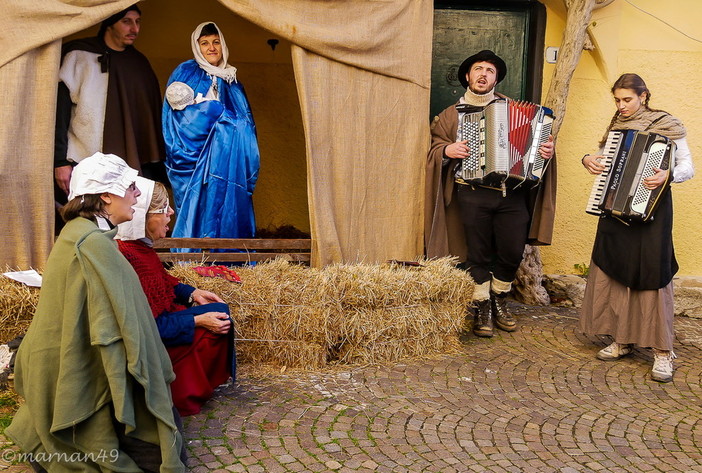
[167,327,232,416]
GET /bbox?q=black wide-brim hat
[457,50,507,88]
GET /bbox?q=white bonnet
[165,81,195,111]
[68,152,138,201]
[114,176,155,241]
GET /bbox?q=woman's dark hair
[611,73,651,108]
[198,23,220,39]
[599,73,664,147]
[60,194,108,222]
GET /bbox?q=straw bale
[168,257,473,369]
[170,259,329,369]
[0,258,474,371]
[0,268,40,343]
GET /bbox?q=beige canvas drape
[0,44,60,269]
[1,0,433,268]
[292,47,428,265]
[1,1,138,69]
[221,0,433,265]
[0,0,141,269]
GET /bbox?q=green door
[431,6,537,120]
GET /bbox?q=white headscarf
[191,21,237,84]
[115,176,155,242]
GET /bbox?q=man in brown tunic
[425,50,556,338]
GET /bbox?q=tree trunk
[544,0,597,136]
[514,245,551,305]
[514,0,598,305]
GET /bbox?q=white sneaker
[651,350,676,383]
[596,342,632,361]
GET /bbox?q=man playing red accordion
[426,50,555,338]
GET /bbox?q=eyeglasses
[148,202,171,214]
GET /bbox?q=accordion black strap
[648,115,666,128]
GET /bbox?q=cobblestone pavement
[183,303,702,473]
[4,303,702,472]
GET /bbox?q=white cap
[115,176,155,241]
[165,81,195,111]
[68,152,139,201]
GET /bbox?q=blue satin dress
[163,60,260,249]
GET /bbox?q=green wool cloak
[6,218,185,472]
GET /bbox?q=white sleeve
[672,137,694,183]
[59,50,108,163]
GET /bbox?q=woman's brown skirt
[579,261,675,350]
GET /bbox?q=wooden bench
[152,238,312,264]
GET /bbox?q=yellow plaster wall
[66,0,310,234]
[539,0,702,276]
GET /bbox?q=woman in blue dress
[163,22,260,246]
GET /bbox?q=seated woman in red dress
[116,176,235,416]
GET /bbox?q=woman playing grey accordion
[580,73,694,383]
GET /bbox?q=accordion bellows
[586,130,676,222]
[456,98,554,190]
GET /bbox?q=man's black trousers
[456,184,530,285]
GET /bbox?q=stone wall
[544,275,702,319]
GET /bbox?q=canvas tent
[0,0,431,269]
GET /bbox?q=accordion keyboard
[585,131,623,216]
[529,111,553,179]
